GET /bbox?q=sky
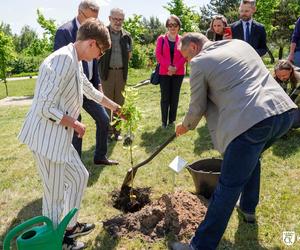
[0,0,210,37]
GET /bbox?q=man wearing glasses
[54,0,119,166]
[98,8,133,141]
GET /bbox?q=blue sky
[0,0,210,36]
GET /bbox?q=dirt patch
[104,190,208,242]
[111,186,151,213]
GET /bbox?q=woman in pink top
[155,15,186,128]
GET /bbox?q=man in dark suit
[54,0,118,166]
[230,0,267,57]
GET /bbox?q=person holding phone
[206,15,228,41]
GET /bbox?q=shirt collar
[241,19,253,28]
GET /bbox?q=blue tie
[245,22,250,42]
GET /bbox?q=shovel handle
[121,133,176,189]
[132,132,176,171]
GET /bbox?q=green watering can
[3,208,78,250]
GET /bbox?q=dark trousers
[291,108,300,128]
[159,75,184,126]
[190,110,295,250]
[72,97,109,161]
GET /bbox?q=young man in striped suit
[54,0,119,165]
[18,18,123,250]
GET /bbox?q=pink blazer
[155,34,186,76]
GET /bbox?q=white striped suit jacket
[18,43,103,163]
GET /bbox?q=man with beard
[229,0,267,57]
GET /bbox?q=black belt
[109,67,123,70]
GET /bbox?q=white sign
[169,156,188,173]
[283,231,296,246]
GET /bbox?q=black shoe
[162,123,167,128]
[65,222,95,238]
[94,157,119,166]
[236,206,256,224]
[62,235,85,250]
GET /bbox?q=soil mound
[104,190,208,242]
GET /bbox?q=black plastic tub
[186,158,222,199]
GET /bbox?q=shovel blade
[121,167,138,190]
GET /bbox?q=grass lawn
[0,68,300,249]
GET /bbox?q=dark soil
[111,186,151,213]
[104,190,208,242]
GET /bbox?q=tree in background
[199,0,239,32]
[256,0,300,60]
[142,16,166,44]
[0,31,15,96]
[36,9,57,53]
[0,22,13,36]
[123,14,145,44]
[123,15,149,69]
[14,25,38,53]
[164,0,200,32]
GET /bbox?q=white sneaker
[62,236,85,250]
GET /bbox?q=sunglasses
[168,23,179,28]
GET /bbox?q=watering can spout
[57,208,78,239]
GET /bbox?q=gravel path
[0,96,33,107]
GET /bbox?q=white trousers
[32,146,89,228]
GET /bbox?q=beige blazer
[183,39,297,153]
[18,43,103,163]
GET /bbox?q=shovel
[121,132,176,190]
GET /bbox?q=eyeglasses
[95,41,106,58]
[111,17,124,22]
[167,23,179,28]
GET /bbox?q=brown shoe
[94,158,119,165]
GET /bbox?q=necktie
[245,22,250,42]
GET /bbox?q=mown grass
[0,78,36,100]
[0,68,300,249]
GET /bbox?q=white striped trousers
[32,146,89,228]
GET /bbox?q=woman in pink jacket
[155,15,186,128]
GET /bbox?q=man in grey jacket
[173,33,296,250]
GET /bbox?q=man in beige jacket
[173,33,296,250]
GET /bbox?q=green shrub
[129,43,147,69]
[10,72,38,78]
[9,54,45,74]
[129,43,157,69]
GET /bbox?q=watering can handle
[3,216,53,250]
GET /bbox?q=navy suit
[54,18,109,161]
[231,20,267,57]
